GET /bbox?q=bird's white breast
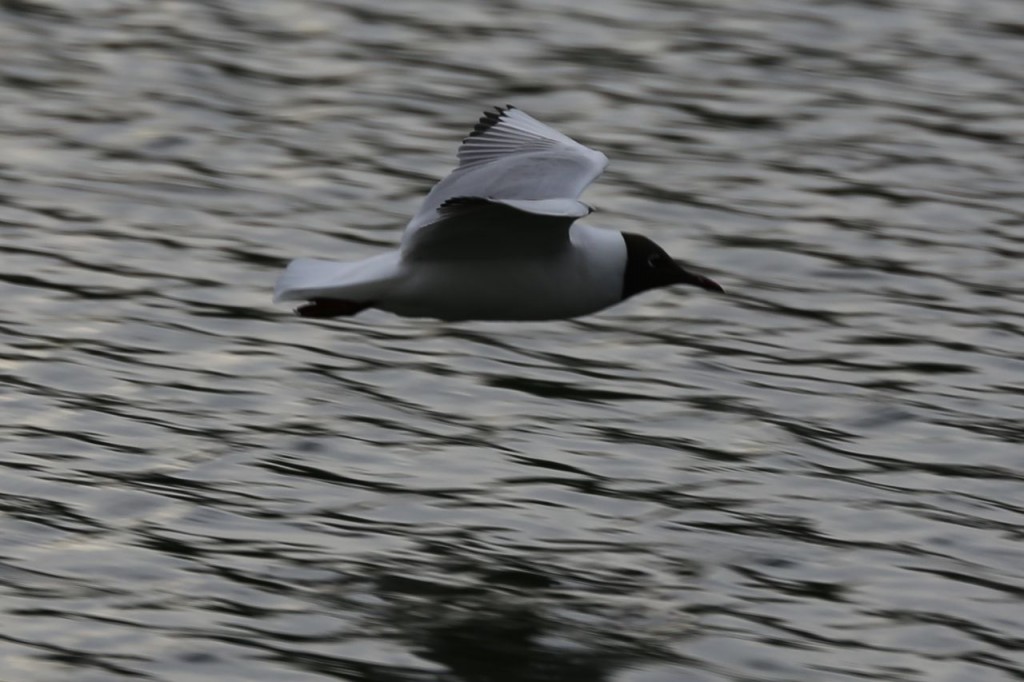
[378,224,626,321]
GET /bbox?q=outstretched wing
[401,106,608,260]
[406,195,592,261]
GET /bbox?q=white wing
[401,106,608,260]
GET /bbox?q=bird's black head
[621,232,723,300]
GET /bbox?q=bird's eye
[647,254,666,267]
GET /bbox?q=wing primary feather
[468,105,515,138]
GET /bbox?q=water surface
[2,1,1023,680]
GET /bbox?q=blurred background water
[2,0,1024,680]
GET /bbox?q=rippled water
[3,1,1024,680]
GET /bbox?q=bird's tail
[273,254,401,304]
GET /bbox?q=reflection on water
[2,0,1024,680]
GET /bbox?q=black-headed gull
[274,106,722,321]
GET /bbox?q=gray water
[2,1,1023,680]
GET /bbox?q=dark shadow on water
[371,550,675,682]
[236,543,688,682]
[417,603,616,682]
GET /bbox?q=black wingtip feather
[438,196,493,214]
[468,105,516,138]
[440,196,489,207]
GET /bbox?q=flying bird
[274,106,722,321]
